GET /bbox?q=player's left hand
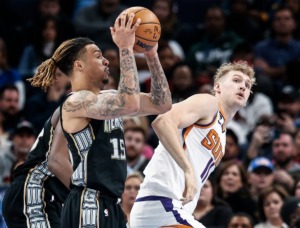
[181,168,197,205]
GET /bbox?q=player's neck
[71,81,100,94]
[217,98,237,125]
[70,73,101,94]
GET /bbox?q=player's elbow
[151,114,165,132]
[126,96,140,114]
[159,102,172,114]
[126,103,140,114]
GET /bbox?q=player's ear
[74,60,84,72]
[214,82,221,94]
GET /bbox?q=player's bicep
[62,90,130,120]
[163,94,218,128]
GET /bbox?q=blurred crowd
[0,0,300,227]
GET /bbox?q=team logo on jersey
[104,118,123,133]
[104,209,109,217]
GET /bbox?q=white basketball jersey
[140,107,226,214]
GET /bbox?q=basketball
[122,6,161,53]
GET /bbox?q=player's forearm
[145,53,172,110]
[152,116,193,172]
[118,48,140,108]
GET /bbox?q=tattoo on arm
[63,91,127,118]
[146,55,172,105]
[119,48,140,95]
[63,49,140,119]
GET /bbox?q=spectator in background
[193,177,233,227]
[151,0,193,54]
[216,161,257,221]
[293,178,300,197]
[25,68,70,131]
[228,212,254,228]
[281,196,300,227]
[226,0,263,44]
[121,172,144,226]
[284,0,300,39]
[248,157,275,202]
[246,115,277,161]
[0,190,7,228]
[254,7,300,90]
[188,6,242,79]
[295,128,300,163]
[0,38,25,109]
[169,62,197,104]
[255,185,289,228]
[272,131,300,190]
[223,128,240,162]
[24,0,74,47]
[19,15,62,79]
[275,85,300,134]
[74,0,126,50]
[0,121,36,187]
[124,126,151,176]
[0,85,24,135]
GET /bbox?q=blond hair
[27,37,94,91]
[126,172,144,183]
[214,61,256,86]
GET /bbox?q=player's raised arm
[131,44,172,116]
[61,12,142,120]
[152,94,218,204]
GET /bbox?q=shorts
[61,187,127,228]
[2,176,62,228]
[130,195,205,228]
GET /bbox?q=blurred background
[1,0,300,227]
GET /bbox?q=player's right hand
[110,12,141,50]
[181,168,197,205]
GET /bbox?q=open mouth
[237,93,244,99]
[105,67,110,76]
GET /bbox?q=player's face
[83,44,110,88]
[216,71,251,109]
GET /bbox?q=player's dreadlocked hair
[27,37,95,91]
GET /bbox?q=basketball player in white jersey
[130,61,256,228]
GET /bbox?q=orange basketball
[122,6,161,53]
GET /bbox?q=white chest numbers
[110,138,126,160]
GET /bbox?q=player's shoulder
[65,90,94,102]
[186,93,218,108]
